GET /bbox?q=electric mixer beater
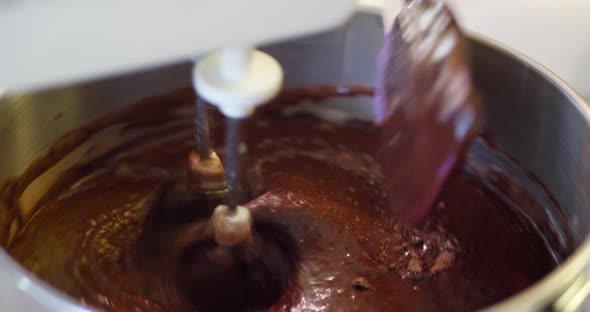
[132,47,290,311]
[191,46,284,248]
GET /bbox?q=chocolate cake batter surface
[1,87,567,311]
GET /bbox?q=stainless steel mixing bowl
[1,10,589,312]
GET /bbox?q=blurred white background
[360,0,590,99]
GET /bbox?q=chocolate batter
[0,86,570,311]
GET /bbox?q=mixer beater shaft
[224,118,243,214]
[196,98,211,160]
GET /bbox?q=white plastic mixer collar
[193,47,283,119]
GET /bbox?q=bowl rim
[466,30,590,312]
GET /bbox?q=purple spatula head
[375,0,482,224]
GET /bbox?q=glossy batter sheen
[2,87,563,311]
